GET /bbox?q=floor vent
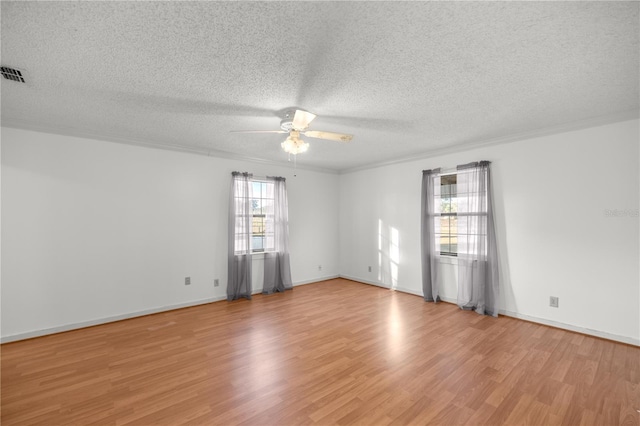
[1,66,25,83]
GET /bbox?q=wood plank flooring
[2,278,639,425]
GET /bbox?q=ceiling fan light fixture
[231,109,352,157]
[281,135,309,155]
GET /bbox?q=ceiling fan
[231,109,353,156]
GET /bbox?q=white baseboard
[4,275,637,347]
[340,274,391,289]
[0,296,226,344]
[340,275,640,347]
[294,275,340,286]
[0,275,341,344]
[499,309,640,346]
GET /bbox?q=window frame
[433,169,490,258]
[249,179,275,254]
[435,172,458,257]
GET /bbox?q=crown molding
[0,120,340,175]
[3,108,637,176]
[339,108,640,175]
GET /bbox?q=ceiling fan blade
[292,109,316,130]
[230,130,287,134]
[303,130,353,142]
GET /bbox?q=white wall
[3,120,639,345]
[1,127,339,341]
[339,119,640,344]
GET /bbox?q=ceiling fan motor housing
[280,109,299,131]
[280,118,295,131]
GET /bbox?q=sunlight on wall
[378,219,399,289]
[390,227,399,290]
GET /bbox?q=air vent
[1,66,25,83]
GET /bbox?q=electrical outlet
[368,266,372,272]
[185,277,191,286]
[550,296,559,308]
[214,279,219,287]
[318,265,322,271]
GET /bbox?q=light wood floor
[1,278,638,425]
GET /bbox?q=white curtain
[456,161,500,316]
[263,177,293,294]
[421,169,441,302]
[227,172,253,300]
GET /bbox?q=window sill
[233,251,277,258]
[251,251,277,258]
[437,255,458,265]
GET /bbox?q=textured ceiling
[1,1,638,172]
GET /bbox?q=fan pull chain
[286,151,298,177]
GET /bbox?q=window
[231,177,276,255]
[250,180,274,253]
[435,174,458,256]
[433,169,489,257]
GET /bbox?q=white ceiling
[1,1,638,172]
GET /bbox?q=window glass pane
[450,216,458,254]
[264,233,275,251]
[263,199,274,217]
[252,216,264,236]
[252,198,262,215]
[439,235,450,253]
[438,174,458,255]
[247,179,277,253]
[252,181,261,197]
[441,198,451,213]
[265,212,275,234]
[252,236,264,251]
[440,216,450,235]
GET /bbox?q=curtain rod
[422,166,485,175]
[232,172,285,181]
[255,175,286,181]
[422,161,491,175]
[422,167,456,174]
